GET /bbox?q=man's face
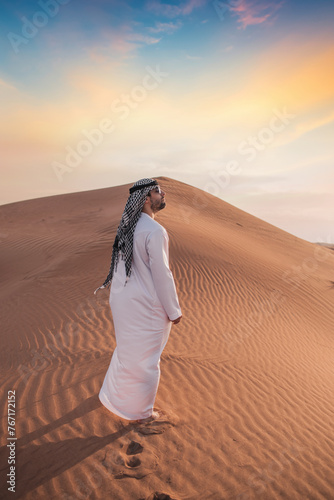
[148,185,166,212]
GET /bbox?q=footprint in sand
[126,440,144,455]
[101,437,157,479]
[139,492,177,500]
[100,411,177,479]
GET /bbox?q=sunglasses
[149,186,162,194]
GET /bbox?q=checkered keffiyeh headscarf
[94,178,159,294]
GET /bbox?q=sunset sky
[1,0,333,242]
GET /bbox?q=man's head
[142,183,166,217]
[148,184,166,211]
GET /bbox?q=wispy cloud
[84,22,162,63]
[146,0,208,18]
[0,78,17,92]
[277,110,334,148]
[230,0,285,29]
[148,20,183,34]
[185,54,202,60]
[126,32,161,45]
[296,112,334,137]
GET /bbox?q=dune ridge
[1,177,334,499]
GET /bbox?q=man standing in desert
[94,178,182,422]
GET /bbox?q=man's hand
[171,315,182,325]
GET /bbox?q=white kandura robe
[99,212,182,420]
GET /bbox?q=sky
[1,0,334,243]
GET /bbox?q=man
[94,178,182,422]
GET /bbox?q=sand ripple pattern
[1,178,334,499]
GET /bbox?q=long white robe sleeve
[147,228,182,321]
[98,212,182,420]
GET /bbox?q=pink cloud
[87,23,161,63]
[230,0,285,29]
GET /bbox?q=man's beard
[151,198,166,213]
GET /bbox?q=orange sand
[1,177,334,499]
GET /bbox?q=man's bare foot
[136,410,160,424]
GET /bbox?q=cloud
[126,32,161,45]
[38,16,161,64]
[107,24,161,52]
[295,111,334,138]
[146,0,208,18]
[148,20,183,34]
[230,0,285,29]
[83,22,162,63]
[0,78,17,92]
[185,54,202,60]
[274,110,334,149]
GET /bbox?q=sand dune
[1,176,334,499]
